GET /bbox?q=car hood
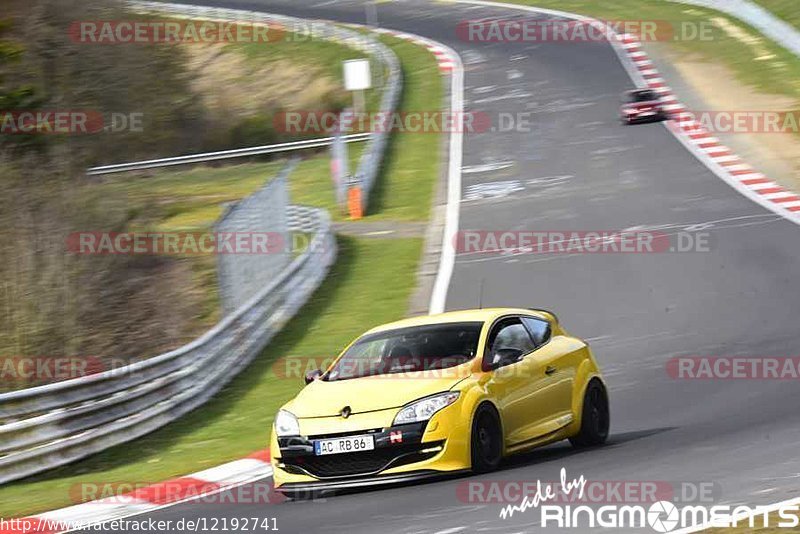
[283,371,470,418]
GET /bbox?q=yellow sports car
[270,308,608,495]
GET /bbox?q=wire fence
[216,162,293,314]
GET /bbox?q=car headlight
[393,392,460,425]
[275,410,300,437]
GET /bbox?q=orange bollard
[348,187,363,219]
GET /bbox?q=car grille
[283,443,441,479]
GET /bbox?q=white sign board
[343,59,372,91]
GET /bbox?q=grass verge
[289,35,444,222]
[362,36,443,221]
[0,29,442,518]
[752,0,800,31]
[100,146,366,233]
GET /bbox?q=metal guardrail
[86,133,372,175]
[0,3,403,484]
[128,2,402,216]
[668,0,800,58]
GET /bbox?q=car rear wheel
[569,380,609,448]
[471,405,502,473]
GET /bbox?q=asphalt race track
[91,1,800,532]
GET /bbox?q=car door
[483,316,540,447]
[521,316,574,434]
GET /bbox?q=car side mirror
[304,369,322,385]
[490,348,524,369]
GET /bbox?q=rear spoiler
[529,308,559,324]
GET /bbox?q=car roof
[627,89,658,97]
[364,308,552,335]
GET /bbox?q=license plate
[314,435,375,456]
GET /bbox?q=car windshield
[629,90,657,102]
[325,322,483,381]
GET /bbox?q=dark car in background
[620,88,668,124]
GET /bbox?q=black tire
[470,405,502,473]
[569,380,610,448]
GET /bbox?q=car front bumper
[274,469,469,495]
[623,110,666,122]
[270,405,471,490]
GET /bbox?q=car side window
[489,318,535,356]
[522,317,551,347]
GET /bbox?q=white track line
[429,46,464,314]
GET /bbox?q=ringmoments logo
[498,469,800,531]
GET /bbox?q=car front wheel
[471,405,502,473]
